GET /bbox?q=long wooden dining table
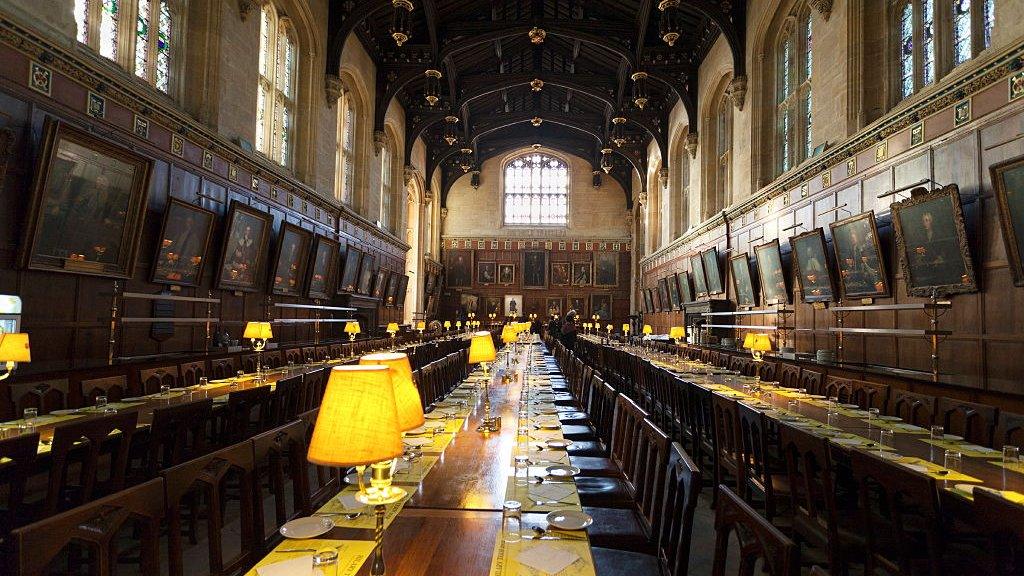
[248,339,600,576]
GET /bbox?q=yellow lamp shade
[669,326,686,340]
[307,366,404,467]
[386,322,400,334]
[742,333,755,349]
[243,321,273,340]
[642,324,653,335]
[344,321,361,335]
[605,324,612,331]
[750,334,774,353]
[443,321,452,329]
[416,321,426,331]
[0,333,31,362]
[468,331,496,364]
[456,321,462,328]
[360,352,424,431]
[501,325,516,344]
[622,324,630,333]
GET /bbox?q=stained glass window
[99,0,119,60]
[983,0,995,48]
[900,2,915,99]
[952,0,972,66]
[381,143,394,231]
[75,0,90,44]
[503,154,569,226]
[335,93,356,206]
[776,10,813,176]
[921,0,935,86]
[256,6,275,158]
[156,0,171,92]
[255,8,298,168]
[135,0,150,80]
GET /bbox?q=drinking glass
[944,450,962,473]
[879,429,895,452]
[198,376,208,388]
[312,549,339,576]
[867,407,880,425]
[160,384,171,396]
[514,454,530,487]
[827,412,839,427]
[930,425,945,441]
[1003,445,1020,466]
[96,395,109,412]
[21,408,37,429]
[502,500,522,543]
[828,396,839,414]
[787,400,799,415]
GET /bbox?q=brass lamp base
[354,461,408,576]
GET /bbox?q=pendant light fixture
[424,69,442,106]
[390,0,413,47]
[531,116,543,127]
[443,115,459,146]
[631,72,649,110]
[600,147,614,173]
[611,116,627,147]
[459,148,473,173]
[658,0,682,47]
[530,78,545,92]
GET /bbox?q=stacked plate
[815,349,835,363]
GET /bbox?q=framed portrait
[338,246,361,294]
[830,211,890,299]
[572,261,593,286]
[590,294,612,321]
[504,294,524,317]
[424,270,437,295]
[395,274,409,307]
[23,119,153,278]
[594,252,619,287]
[675,271,693,304]
[446,249,473,288]
[460,293,479,315]
[371,269,388,300]
[891,185,977,297]
[269,223,313,296]
[477,261,496,285]
[482,296,503,316]
[306,235,340,300]
[385,271,401,306]
[216,201,273,292]
[702,247,724,294]
[357,252,375,295]
[729,253,758,308]
[498,263,516,285]
[546,297,563,317]
[550,262,571,286]
[991,156,1024,286]
[658,277,671,312]
[665,274,681,310]
[790,228,837,303]
[151,198,216,287]
[569,295,587,316]
[754,240,790,305]
[522,251,548,288]
[642,289,653,314]
[690,254,708,297]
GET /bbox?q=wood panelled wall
[0,30,408,377]
[642,70,1024,400]
[440,241,631,327]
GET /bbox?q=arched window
[380,140,396,232]
[704,86,732,220]
[777,11,813,175]
[895,0,995,103]
[255,5,298,167]
[503,153,569,226]
[334,91,356,206]
[676,145,690,237]
[75,0,180,94]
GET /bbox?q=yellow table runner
[987,460,1024,474]
[949,484,1024,503]
[919,439,1002,458]
[315,485,414,530]
[244,539,375,576]
[504,477,582,513]
[0,413,84,429]
[488,534,596,576]
[890,456,983,482]
[859,419,929,434]
[392,455,439,484]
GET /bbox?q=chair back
[758,361,778,383]
[712,485,798,576]
[994,410,1024,448]
[631,418,672,538]
[8,378,70,419]
[301,368,329,411]
[888,389,937,428]
[849,379,889,410]
[0,432,39,536]
[139,365,181,394]
[79,375,127,404]
[711,393,744,496]
[611,394,649,473]
[297,409,340,509]
[822,376,852,403]
[145,398,213,477]
[656,442,702,576]
[589,377,618,447]
[936,396,997,447]
[210,356,239,380]
[224,386,271,443]
[799,369,823,395]
[778,364,801,388]
[179,361,207,386]
[974,486,1024,575]
[737,402,780,519]
[269,374,303,426]
[251,420,313,552]
[284,348,304,365]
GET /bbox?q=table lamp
[443,320,451,335]
[622,323,630,336]
[468,331,498,432]
[416,321,426,339]
[360,352,425,431]
[605,323,612,336]
[742,332,755,351]
[456,320,462,332]
[749,333,773,381]
[243,321,273,377]
[0,333,31,381]
[642,324,653,348]
[386,322,399,349]
[308,365,405,576]
[670,326,686,341]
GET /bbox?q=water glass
[96,395,108,411]
[867,408,880,424]
[930,425,945,440]
[944,450,962,473]
[312,549,339,576]
[514,454,530,487]
[827,396,839,414]
[787,400,799,415]
[160,384,171,396]
[502,500,522,543]
[1003,445,1020,466]
[21,408,37,429]
[879,429,895,452]
[198,376,208,388]
[827,412,839,427]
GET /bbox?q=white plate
[405,426,428,435]
[546,510,593,530]
[403,437,432,447]
[536,422,561,430]
[877,415,902,421]
[902,463,929,473]
[545,439,573,449]
[839,403,860,409]
[545,465,581,478]
[49,408,83,416]
[279,516,333,539]
[424,413,446,420]
[807,394,827,399]
[877,451,902,460]
[938,434,963,442]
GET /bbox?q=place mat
[414,430,457,453]
[919,439,1002,458]
[890,456,983,483]
[505,477,582,512]
[392,455,439,484]
[527,450,571,465]
[828,434,896,451]
[859,419,929,434]
[245,539,375,576]
[315,486,413,530]
[488,534,596,576]
[0,413,84,429]
[949,484,1024,504]
[989,460,1024,475]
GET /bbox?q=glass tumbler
[787,400,799,415]
[502,500,522,543]
[514,454,530,487]
[198,376,208,387]
[1003,445,1020,466]
[21,408,37,429]
[879,429,895,453]
[944,450,962,473]
[160,384,171,396]
[96,395,108,411]
[867,408,880,425]
[312,548,338,576]
[930,425,945,441]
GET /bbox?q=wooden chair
[139,365,181,394]
[301,346,317,362]
[10,478,165,576]
[161,442,257,576]
[712,485,798,576]
[79,375,128,405]
[209,356,240,380]
[973,485,1024,574]
[0,432,39,536]
[269,374,303,426]
[936,396,997,447]
[315,346,330,360]
[759,360,778,383]
[251,420,313,553]
[711,393,744,502]
[240,354,259,374]
[284,348,304,365]
[223,386,271,443]
[738,403,786,520]
[179,360,207,387]
[778,363,801,388]
[799,369,824,396]
[45,410,140,516]
[301,368,329,412]
[263,350,283,368]
[888,389,937,428]
[822,376,853,403]
[994,411,1024,449]
[849,380,889,411]
[297,409,340,509]
[141,398,214,478]
[7,378,70,419]
[849,449,943,576]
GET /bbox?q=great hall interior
[1,0,1023,575]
